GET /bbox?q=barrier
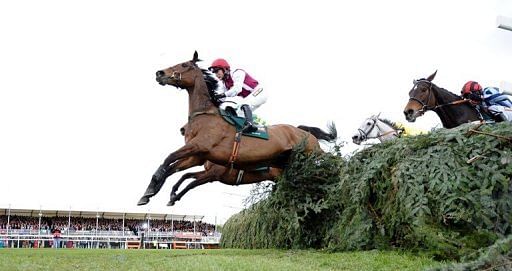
[202,243,219,249]
[126,241,141,249]
[172,241,187,249]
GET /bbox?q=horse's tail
[297,122,337,142]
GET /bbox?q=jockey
[461,81,512,122]
[209,58,267,132]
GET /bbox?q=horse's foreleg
[137,148,204,206]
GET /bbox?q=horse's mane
[201,69,221,106]
[378,118,405,133]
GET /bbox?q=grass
[0,248,445,271]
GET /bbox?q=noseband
[408,79,435,114]
[357,118,399,141]
[357,118,377,141]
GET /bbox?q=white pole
[193,218,197,249]
[122,213,125,237]
[38,207,42,247]
[147,215,150,244]
[96,212,99,248]
[6,204,10,236]
[67,207,71,235]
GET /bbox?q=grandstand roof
[0,208,204,221]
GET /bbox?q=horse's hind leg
[170,172,199,199]
[167,171,218,206]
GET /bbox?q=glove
[214,93,226,100]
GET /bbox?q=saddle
[219,109,269,140]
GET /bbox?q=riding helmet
[461,81,483,97]
[209,58,230,71]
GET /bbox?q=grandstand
[0,207,220,249]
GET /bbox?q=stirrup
[242,122,258,133]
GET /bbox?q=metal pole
[38,209,42,248]
[6,204,11,236]
[193,218,196,248]
[96,212,99,249]
[193,218,196,235]
[67,207,71,235]
[147,215,151,248]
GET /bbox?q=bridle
[408,79,436,115]
[409,79,470,115]
[357,117,400,141]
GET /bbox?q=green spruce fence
[221,122,512,263]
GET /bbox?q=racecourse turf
[0,248,443,271]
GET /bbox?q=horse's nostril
[156,70,165,77]
[404,110,412,116]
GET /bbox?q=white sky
[1,0,511,224]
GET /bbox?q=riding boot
[241,104,257,132]
[494,112,507,122]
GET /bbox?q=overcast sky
[1,0,511,224]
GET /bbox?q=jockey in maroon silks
[209,58,267,132]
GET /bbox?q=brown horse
[138,51,337,206]
[166,123,337,206]
[403,71,482,129]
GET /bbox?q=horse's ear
[376,112,381,118]
[426,70,437,82]
[192,51,201,63]
[413,79,417,84]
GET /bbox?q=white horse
[352,114,404,145]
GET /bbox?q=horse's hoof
[137,196,150,206]
[166,200,175,206]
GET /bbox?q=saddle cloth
[219,109,269,140]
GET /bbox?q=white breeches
[488,105,512,121]
[219,86,268,113]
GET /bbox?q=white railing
[0,231,221,249]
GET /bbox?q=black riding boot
[241,104,257,132]
[494,112,507,122]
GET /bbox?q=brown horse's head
[156,51,202,89]
[403,70,437,122]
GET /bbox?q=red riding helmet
[461,81,482,96]
[209,58,230,71]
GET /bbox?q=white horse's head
[352,114,380,145]
[352,113,400,145]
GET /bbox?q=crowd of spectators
[0,215,216,236]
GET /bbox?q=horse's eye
[181,63,188,68]
[367,122,372,126]
[421,88,427,92]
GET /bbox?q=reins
[409,80,471,114]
